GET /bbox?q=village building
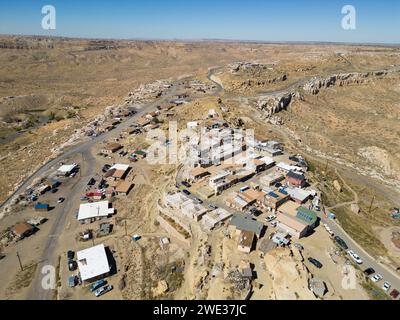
[76,244,111,283]
[276,162,304,174]
[225,192,255,212]
[115,181,133,196]
[101,143,123,154]
[229,213,264,238]
[264,189,290,210]
[202,208,232,230]
[12,222,35,239]
[188,167,210,182]
[57,164,78,176]
[237,230,255,254]
[286,187,313,204]
[276,204,318,238]
[77,201,114,224]
[285,171,306,188]
[259,171,284,187]
[104,164,130,181]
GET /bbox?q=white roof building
[277,162,304,173]
[77,244,110,281]
[286,187,313,203]
[57,164,77,175]
[202,208,233,230]
[77,201,114,221]
[109,163,130,171]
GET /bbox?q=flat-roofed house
[276,212,308,239]
[237,230,255,254]
[285,171,306,188]
[77,201,115,224]
[105,164,130,181]
[101,143,123,155]
[265,189,290,210]
[12,222,35,240]
[188,167,210,182]
[76,244,111,283]
[229,213,264,238]
[115,181,133,196]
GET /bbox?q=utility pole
[16,251,23,271]
[369,195,375,214]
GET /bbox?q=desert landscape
[0,35,399,301]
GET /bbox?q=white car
[323,223,334,236]
[370,274,383,282]
[382,282,391,291]
[271,221,278,228]
[265,215,276,222]
[347,250,363,264]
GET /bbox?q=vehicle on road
[181,181,191,188]
[363,268,375,276]
[67,250,75,260]
[271,221,278,228]
[57,197,65,204]
[182,189,191,196]
[323,223,334,236]
[193,197,203,204]
[370,274,383,283]
[265,215,276,222]
[208,204,218,210]
[80,196,89,201]
[382,282,391,292]
[347,250,363,264]
[294,243,304,251]
[95,285,113,297]
[239,186,250,193]
[67,276,78,288]
[89,279,107,292]
[51,188,58,194]
[308,257,323,269]
[334,236,348,250]
[249,208,261,216]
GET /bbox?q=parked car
[181,181,191,188]
[193,197,203,204]
[51,188,58,194]
[249,208,260,216]
[67,250,75,260]
[271,221,278,228]
[363,268,375,276]
[208,204,218,210]
[80,196,89,201]
[294,243,304,251]
[347,250,363,264]
[95,285,113,297]
[390,289,399,300]
[89,279,107,292]
[265,215,276,222]
[67,276,78,288]
[57,197,65,204]
[308,257,323,269]
[370,274,383,283]
[102,164,111,173]
[68,260,77,271]
[382,282,391,292]
[334,236,348,250]
[182,189,191,196]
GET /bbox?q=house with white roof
[77,201,115,224]
[77,244,111,283]
[57,164,78,176]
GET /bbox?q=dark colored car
[67,250,75,260]
[363,268,375,276]
[102,164,111,173]
[68,260,77,271]
[181,181,191,188]
[308,257,323,269]
[334,236,349,250]
[182,189,191,196]
[51,188,58,193]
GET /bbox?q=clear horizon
[0,0,399,44]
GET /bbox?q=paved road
[319,210,400,294]
[26,83,184,300]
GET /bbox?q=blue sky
[0,0,399,43]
